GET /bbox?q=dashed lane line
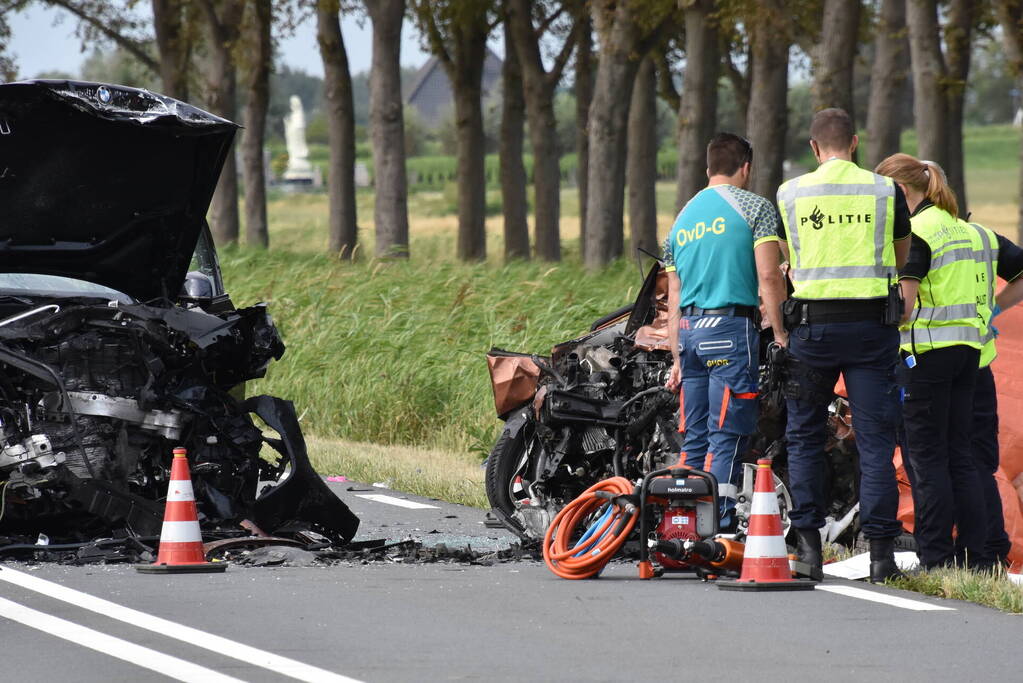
[816,584,956,611]
[0,565,363,683]
[0,596,245,683]
[355,493,440,509]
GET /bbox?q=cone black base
[135,562,227,574]
[717,578,817,591]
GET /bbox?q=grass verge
[306,437,488,509]
[890,566,1023,613]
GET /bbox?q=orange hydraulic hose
[543,477,638,579]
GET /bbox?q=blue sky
[6,4,445,80]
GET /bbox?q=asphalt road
[0,482,1017,683]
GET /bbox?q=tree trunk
[866,0,910,170]
[628,55,658,257]
[201,0,244,247]
[995,0,1023,241]
[944,0,975,216]
[676,0,719,209]
[746,3,789,201]
[367,0,410,258]
[723,47,750,136]
[584,3,644,268]
[906,0,948,171]
[499,19,530,261]
[448,31,488,262]
[152,0,190,100]
[241,0,271,249]
[317,1,359,257]
[576,16,593,256]
[811,0,861,117]
[508,0,567,261]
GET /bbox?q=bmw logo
[97,86,111,103]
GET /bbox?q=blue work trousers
[785,320,903,539]
[679,314,759,526]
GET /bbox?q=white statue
[283,95,313,178]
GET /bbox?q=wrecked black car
[0,80,357,550]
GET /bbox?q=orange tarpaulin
[988,304,1023,566]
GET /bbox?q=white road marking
[816,584,956,611]
[0,596,245,683]
[0,566,362,683]
[355,493,439,509]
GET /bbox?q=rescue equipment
[542,467,745,580]
[136,447,227,574]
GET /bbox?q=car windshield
[0,274,134,302]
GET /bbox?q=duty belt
[791,298,886,324]
[680,305,756,319]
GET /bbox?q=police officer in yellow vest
[776,109,911,583]
[875,153,1018,570]
[967,220,1023,568]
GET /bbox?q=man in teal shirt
[663,133,787,529]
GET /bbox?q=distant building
[405,48,503,129]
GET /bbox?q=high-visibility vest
[777,159,896,300]
[967,221,999,367]
[900,206,986,354]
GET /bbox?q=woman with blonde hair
[875,153,1023,570]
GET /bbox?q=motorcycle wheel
[485,412,533,516]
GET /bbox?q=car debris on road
[0,80,358,556]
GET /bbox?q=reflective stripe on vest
[900,207,985,354]
[778,163,895,300]
[900,324,981,347]
[971,223,999,367]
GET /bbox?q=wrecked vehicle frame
[0,80,358,552]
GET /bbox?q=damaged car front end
[0,80,357,550]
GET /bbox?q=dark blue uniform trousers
[901,344,984,568]
[785,321,903,540]
[971,365,1011,565]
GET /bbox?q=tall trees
[507,0,581,261]
[241,0,272,248]
[810,0,861,118]
[498,9,530,261]
[317,0,359,257]
[745,0,790,201]
[575,15,593,253]
[995,0,1023,241]
[866,0,910,170]
[412,0,493,261]
[199,0,245,246]
[584,0,671,268]
[152,0,193,99]
[906,0,975,215]
[944,0,976,215]
[675,0,719,209]
[627,54,658,256]
[366,0,410,258]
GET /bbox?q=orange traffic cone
[718,459,814,591]
[136,447,227,574]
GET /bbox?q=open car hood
[0,80,238,302]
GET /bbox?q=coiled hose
[543,477,638,579]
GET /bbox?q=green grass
[890,566,1023,613]
[306,437,487,508]
[222,237,644,457]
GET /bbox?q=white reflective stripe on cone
[743,534,789,559]
[750,492,780,516]
[165,480,195,502]
[158,520,203,543]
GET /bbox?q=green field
[233,124,1023,496]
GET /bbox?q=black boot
[794,528,823,581]
[869,537,904,583]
